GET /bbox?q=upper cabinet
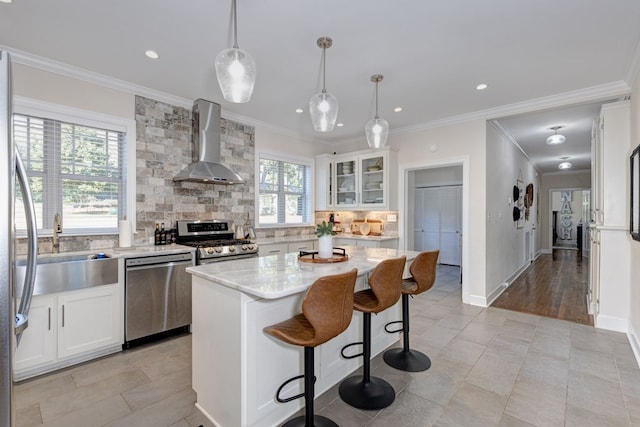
[316,148,397,211]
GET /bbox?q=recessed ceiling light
[336,123,344,127]
[145,50,159,59]
[558,162,572,170]
[0,0,13,3]
[476,83,488,90]
[295,108,304,114]
[393,107,403,112]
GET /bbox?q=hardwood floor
[491,249,593,326]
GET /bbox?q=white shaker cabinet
[14,284,122,380]
[588,100,631,331]
[316,148,397,211]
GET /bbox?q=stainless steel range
[176,219,259,264]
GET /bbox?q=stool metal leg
[283,347,338,427]
[383,294,431,372]
[338,313,395,410]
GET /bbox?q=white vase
[318,235,333,258]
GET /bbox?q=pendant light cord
[321,45,327,94]
[374,81,380,119]
[232,0,239,49]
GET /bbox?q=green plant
[314,221,336,237]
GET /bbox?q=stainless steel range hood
[173,99,244,184]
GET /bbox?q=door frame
[399,157,470,303]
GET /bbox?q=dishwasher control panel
[125,252,193,267]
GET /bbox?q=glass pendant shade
[365,117,389,148]
[309,91,339,132]
[215,47,256,103]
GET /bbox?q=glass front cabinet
[315,148,397,211]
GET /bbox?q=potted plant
[315,221,336,258]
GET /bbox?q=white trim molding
[595,315,628,333]
[627,324,640,368]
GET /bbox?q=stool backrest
[409,250,439,294]
[302,268,358,345]
[368,256,406,312]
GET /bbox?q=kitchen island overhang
[187,246,421,427]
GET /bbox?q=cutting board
[350,219,384,236]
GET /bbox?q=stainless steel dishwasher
[124,252,194,347]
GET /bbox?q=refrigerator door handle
[15,151,38,338]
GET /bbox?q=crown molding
[542,168,591,177]
[489,120,532,162]
[391,80,631,138]
[2,44,321,143]
[626,37,640,88]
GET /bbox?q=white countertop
[186,245,419,299]
[258,233,399,245]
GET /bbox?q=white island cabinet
[187,246,419,427]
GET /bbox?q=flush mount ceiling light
[546,126,566,145]
[215,0,256,103]
[365,74,389,148]
[309,37,338,132]
[558,162,572,170]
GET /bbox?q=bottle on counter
[154,223,161,246]
[160,223,166,245]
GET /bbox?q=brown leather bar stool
[264,269,358,427]
[383,250,439,372]
[338,256,406,410]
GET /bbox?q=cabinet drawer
[258,243,289,256]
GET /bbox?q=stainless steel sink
[15,254,118,296]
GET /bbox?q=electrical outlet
[387,214,397,223]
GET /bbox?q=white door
[414,186,462,266]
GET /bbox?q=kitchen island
[187,246,420,427]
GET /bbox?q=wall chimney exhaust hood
[173,99,244,184]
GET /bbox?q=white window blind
[258,156,312,225]
[13,113,126,233]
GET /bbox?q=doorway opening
[400,159,468,301]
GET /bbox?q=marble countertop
[186,245,419,299]
[258,233,399,245]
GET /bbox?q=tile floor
[15,265,640,426]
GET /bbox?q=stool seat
[264,269,358,427]
[383,250,439,372]
[339,256,406,411]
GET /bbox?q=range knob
[206,248,214,254]
[214,246,223,253]
[241,245,248,251]
[229,246,236,252]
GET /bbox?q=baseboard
[486,282,508,307]
[540,248,552,254]
[463,292,488,307]
[627,324,640,368]
[595,314,628,333]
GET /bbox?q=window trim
[14,96,137,236]
[255,151,314,228]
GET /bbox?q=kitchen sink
[15,253,119,296]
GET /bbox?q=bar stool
[264,269,358,427]
[383,250,439,372]
[338,256,406,410]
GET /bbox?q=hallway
[491,249,593,326]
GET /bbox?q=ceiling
[1,0,639,172]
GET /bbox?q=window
[13,110,128,234]
[258,155,312,226]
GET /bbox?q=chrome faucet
[52,213,62,253]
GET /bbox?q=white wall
[390,119,487,305]
[485,123,539,304]
[539,171,591,251]
[12,63,134,119]
[629,70,640,361]
[414,165,462,187]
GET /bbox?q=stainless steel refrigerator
[0,50,39,427]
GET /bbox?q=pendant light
[546,126,566,145]
[365,74,389,148]
[215,0,256,103]
[309,37,338,132]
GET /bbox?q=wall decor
[631,143,640,241]
[524,183,534,221]
[516,179,524,228]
